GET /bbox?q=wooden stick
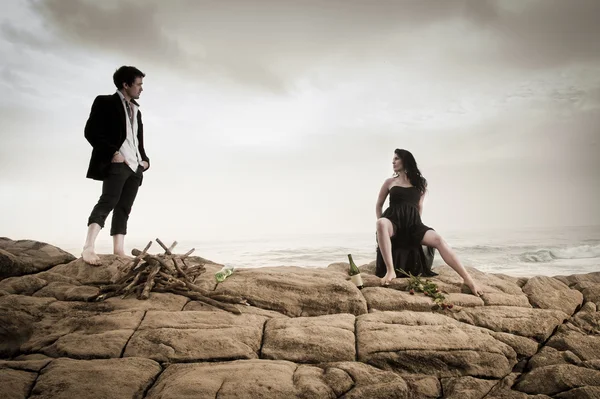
[150,254,177,274]
[181,248,195,259]
[121,271,144,298]
[140,264,161,300]
[156,238,178,255]
[206,293,249,305]
[130,241,152,267]
[112,241,152,283]
[157,288,241,315]
[117,249,155,285]
[171,256,191,283]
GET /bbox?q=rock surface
[1,238,599,398]
[0,238,76,279]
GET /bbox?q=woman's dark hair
[395,149,427,193]
[113,66,145,90]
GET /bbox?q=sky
[1,0,599,248]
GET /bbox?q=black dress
[375,186,438,278]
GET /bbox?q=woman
[375,149,483,296]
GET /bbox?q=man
[81,66,150,265]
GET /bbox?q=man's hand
[141,161,149,170]
[111,152,126,163]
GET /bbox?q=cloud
[2,0,597,95]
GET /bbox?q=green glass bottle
[347,254,364,289]
[215,265,234,283]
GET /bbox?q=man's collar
[116,90,140,107]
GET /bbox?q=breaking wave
[520,244,600,263]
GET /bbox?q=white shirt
[116,90,143,172]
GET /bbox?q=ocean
[65,225,600,278]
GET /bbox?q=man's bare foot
[464,279,483,297]
[113,251,131,258]
[82,247,102,266]
[381,271,395,286]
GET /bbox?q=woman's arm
[376,178,391,219]
[418,190,426,217]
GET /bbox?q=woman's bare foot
[464,278,483,297]
[381,271,395,286]
[82,247,102,266]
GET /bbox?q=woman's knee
[431,233,445,248]
[376,218,390,231]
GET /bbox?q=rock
[554,272,600,287]
[21,308,144,359]
[546,330,600,362]
[211,266,368,317]
[555,387,600,398]
[104,292,189,312]
[433,265,525,296]
[448,305,569,341]
[356,311,517,378]
[123,311,266,362]
[481,292,532,308]
[0,275,48,295]
[0,368,37,399]
[330,361,412,398]
[359,260,377,275]
[485,373,552,398]
[488,331,539,358]
[0,248,20,278]
[581,360,600,371]
[444,293,485,307]
[33,282,99,301]
[146,360,335,399]
[493,273,529,288]
[262,313,355,363]
[46,256,129,285]
[5,239,600,398]
[0,358,52,372]
[326,262,349,274]
[402,374,442,398]
[528,346,581,370]
[0,238,76,279]
[569,302,599,329]
[583,287,600,307]
[29,357,161,399]
[515,364,600,396]
[522,276,583,316]
[183,300,289,318]
[0,358,51,399]
[0,295,56,358]
[441,376,497,399]
[362,287,436,312]
[34,271,81,285]
[184,261,220,291]
[362,273,411,290]
[321,366,353,397]
[146,359,427,399]
[537,303,600,365]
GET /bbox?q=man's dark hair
[113,66,145,90]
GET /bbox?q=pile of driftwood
[92,238,246,314]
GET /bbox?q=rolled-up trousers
[87,162,143,236]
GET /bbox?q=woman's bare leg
[376,218,396,285]
[421,230,483,296]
